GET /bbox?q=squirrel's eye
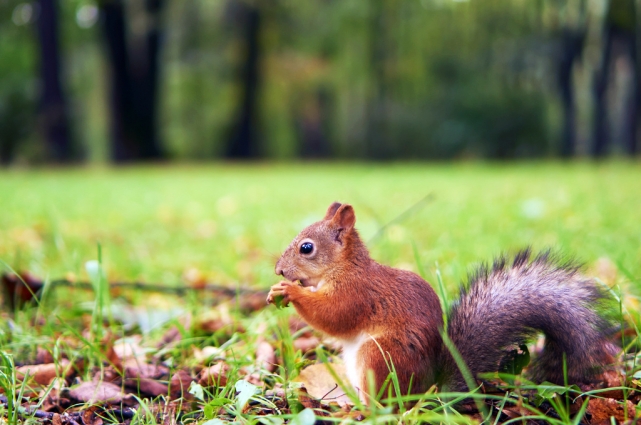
[300,242,314,254]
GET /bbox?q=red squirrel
[267,202,616,397]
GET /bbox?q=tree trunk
[366,0,391,159]
[100,0,164,162]
[227,3,261,158]
[35,0,73,162]
[592,0,638,157]
[558,29,584,158]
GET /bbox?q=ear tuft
[323,202,343,220]
[331,204,356,231]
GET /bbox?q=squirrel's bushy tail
[442,249,617,391]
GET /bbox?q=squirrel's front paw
[267,281,293,308]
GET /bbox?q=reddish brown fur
[267,203,616,400]
[269,203,443,396]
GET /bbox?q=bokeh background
[1,0,640,164]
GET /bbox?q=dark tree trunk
[558,29,584,158]
[100,0,164,162]
[298,87,332,158]
[366,0,390,160]
[135,0,163,159]
[592,0,638,157]
[627,28,639,155]
[35,0,73,162]
[227,3,261,159]
[592,27,612,158]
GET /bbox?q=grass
[1,161,641,423]
[2,161,640,289]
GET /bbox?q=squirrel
[267,202,617,398]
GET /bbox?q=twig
[368,193,435,243]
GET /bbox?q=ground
[0,162,640,424]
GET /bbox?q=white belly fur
[339,333,369,392]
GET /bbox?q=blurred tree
[226,0,262,158]
[556,27,584,158]
[0,1,36,165]
[593,0,639,156]
[366,0,391,159]
[35,0,74,162]
[99,0,165,161]
[550,0,587,158]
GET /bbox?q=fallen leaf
[183,268,207,289]
[501,405,532,420]
[296,387,321,410]
[587,398,636,424]
[124,358,169,380]
[169,370,195,401]
[65,380,125,404]
[82,405,104,425]
[124,377,169,398]
[255,341,276,372]
[598,370,626,399]
[158,326,182,347]
[36,347,54,364]
[199,362,230,387]
[113,336,146,362]
[235,380,259,412]
[1,271,43,309]
[51,413,63,425]
[294,363,353,406]
[293,336,320,352]
[193,346,225,363]
[17,360,71,386]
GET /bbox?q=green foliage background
[0,0,614,161]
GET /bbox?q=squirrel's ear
[330,204,356,232]
[323,202,343,220]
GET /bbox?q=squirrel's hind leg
[354,335,430,402]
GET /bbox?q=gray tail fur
[441,248,617,391]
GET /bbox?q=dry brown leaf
[36,347,54,364]
[193,346,225,363]
[501,405,532,420]
[598,370,627,399]
[113,336,146,362]
[199,362,230,387]
[124,377,169,397]
[183,268,207,288]
[294,363,353,406]
[51,413,63,425]
[17,360,71,386]
[297,386,322,410]
[123,358,169,380]
[158,326,182,347]
[169,370,195,401]
[39,379,66,413]
[65,380,125,404]
[293,336,320,352]
[82,405,104,425]
[255,341,276,372]
[587,398,637,424]
[1,271,42,309]
[331,409,365,421]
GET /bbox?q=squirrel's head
[275,202,365,290]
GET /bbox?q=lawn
[2,161,640,289]
[1,161,640,423]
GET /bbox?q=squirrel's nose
[275,263,283,276]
